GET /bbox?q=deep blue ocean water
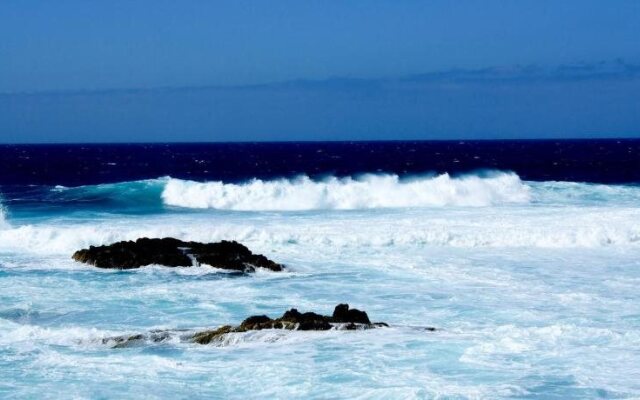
[1,139,639,186]
[1,140,639,399]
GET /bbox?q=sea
[0,140,639,399]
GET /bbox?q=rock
[72,237,283,272]
[239,315,274,330]
[332,303,371,324]
[192,325,234,345]
[278,309,332,331]
[189,304,386,345]
[103,304,393,348]
[103,330,174,348]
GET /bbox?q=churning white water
[161,172,531,210]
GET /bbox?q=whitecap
[161,172,531,210]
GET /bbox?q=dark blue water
[1,139,639,186]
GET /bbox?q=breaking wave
[161,172,531,210]
[23,172,640,213]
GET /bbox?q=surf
[160,172,531,210]
[18,171,640,214]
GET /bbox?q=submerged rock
[104,304,394,348]
[72,237,283,272]
[102,330,175,349]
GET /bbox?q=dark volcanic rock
[191,325,234,345]
[332,303,371,324]
[105,304,394,348]
[279,309,333,331]
[191,304,387,345]
[72,237,283,272]
[239,315,273,330]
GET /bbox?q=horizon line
[1,137,639,146]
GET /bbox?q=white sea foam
[161,172,531,210]
[0,205,638,258]
[0,320,120,348]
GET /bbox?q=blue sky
[0,1,639,142]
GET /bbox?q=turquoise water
[1,173,639,398]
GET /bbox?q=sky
[0,0,639,142]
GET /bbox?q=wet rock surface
[102,330,177,349]
[192,304,388,345]
[72,237,283,272]
[104,304,398,348]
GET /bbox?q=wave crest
[161,172,531,210]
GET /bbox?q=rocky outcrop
[72,238,283,272]
[192,304,387,344]
[103,304,393,348]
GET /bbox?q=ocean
[0,140,639,399]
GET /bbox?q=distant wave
[161,172,531,210]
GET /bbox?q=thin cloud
[1,60,639,97]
